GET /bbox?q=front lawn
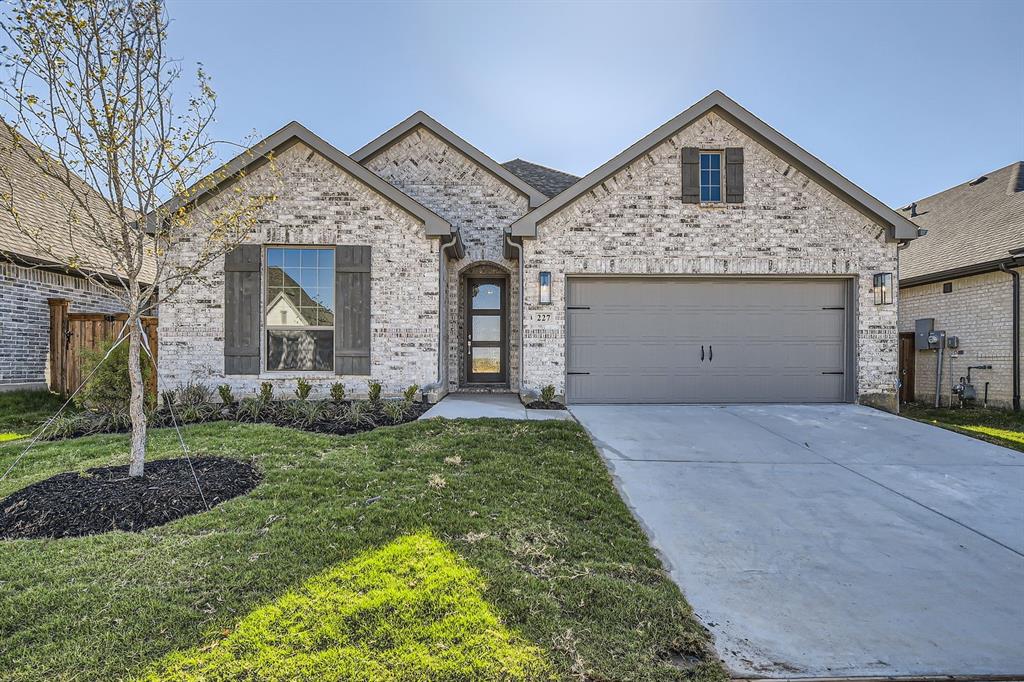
[0,419,722,681]
[0,390,68,442]
[902,403,1024,452]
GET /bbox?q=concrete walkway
[419,393,573,421]
[572,403,1024,678]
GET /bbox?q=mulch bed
[0,456,260,540]
[524,401,567,411]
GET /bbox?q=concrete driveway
[571,404,1024,678]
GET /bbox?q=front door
[466,277,507,384]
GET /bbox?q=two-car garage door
[565,278,852,404]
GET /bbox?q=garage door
[565,278,851,404]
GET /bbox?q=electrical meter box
[915,318,935,350]
[946,335,960,349]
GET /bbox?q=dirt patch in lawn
[0,456,259,540]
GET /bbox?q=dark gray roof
[501,159,580,199]
[899,161,1024,283]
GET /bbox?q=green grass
[0,390,70,441]
[0,419,722,681]
[141,533,551,681]
[901,403,1024,452]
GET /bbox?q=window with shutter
[264,246,336,372]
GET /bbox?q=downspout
[999,258,1021,411]
[434,232,460,397]
[505,231,525,395]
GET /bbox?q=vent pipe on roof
[968,175,987,186]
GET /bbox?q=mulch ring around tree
[0,456,260,540]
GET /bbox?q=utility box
[915,318,935,350]
[946,335,960,349]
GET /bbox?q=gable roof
[0,123,156,283]
[898,161,1024,284]
[501,159,580,198]
[351,111,549,208]
[152,121,452,237]
[509,90,921,241]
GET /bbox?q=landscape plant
[294,378,312,401]
[0,0,278,476]
[367,380,382,404]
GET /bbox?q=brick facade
[898,267,1022,408]
[158,141,440,400]
[520,111,901,409]
[362,126,530,392]
[0,262,125,389]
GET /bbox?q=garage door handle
[567,371,590,375]
[700,345,704,362]
[709,345,713,362]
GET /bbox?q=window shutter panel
[335,245,371,375]
[681,147,700,203]
[223,244,261,375]
[726,147,744,203]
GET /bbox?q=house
[897,162,1023,410]
[157,91,920,410]
[0,124,155,392]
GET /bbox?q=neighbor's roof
[351,111,550,208]
[153,121,452,237]
[899,162,1024,284]
[502,159,580,199]
[0,123,156,283]
[509,90,921,241]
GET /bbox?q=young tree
[0,0,277,476]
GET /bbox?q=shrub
[217,384,235,405]
[278,400,325,429]
[178,382,213,408]
[402,384,420,404]
[344,401,376,429]
[382,400,407,424]
[294,378,312,401]
[45,413,97,440]
[329,382,346,402]
[257,381,274,403]
[98,408,132,432]
[160,388,177,408]
[367,380,382,404]
[75,339,154,413]
[235,397,265,423]
[540,385,557,404]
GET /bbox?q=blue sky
[166,0,1023,207]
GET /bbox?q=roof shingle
[501,159,579,199]
[899,161,1024,282]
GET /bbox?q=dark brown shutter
[335,245,371,375]
[681,147,700,203]
[726,147,744,203]
[223,244,261,375]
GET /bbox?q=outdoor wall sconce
[873,272,893,305]
[539,271,552,304]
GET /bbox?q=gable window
[265,246,335,371]
[700,152,722,202]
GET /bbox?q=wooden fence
[48,298,158,398]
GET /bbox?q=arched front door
[465,277,507,384]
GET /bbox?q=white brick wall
[520,111,901,409]
[898,268,1022,408]
[0,262,125,388]
[158,142,440,400]
[362,126,530,391]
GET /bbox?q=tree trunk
[127,301,148,478]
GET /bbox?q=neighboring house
[157,91,919,410]
[0,124,155,391]
[897,162,1023,410]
